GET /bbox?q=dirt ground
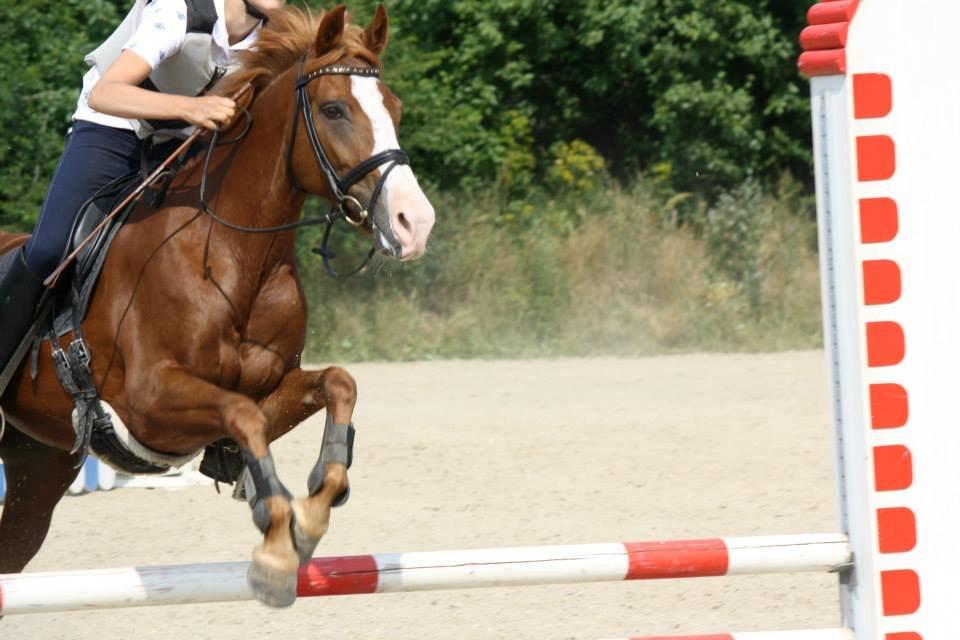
[2,352,842,639]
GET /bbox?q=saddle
[0,174,141,391]
[51,173,141,338]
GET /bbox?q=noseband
[198,57,411,277]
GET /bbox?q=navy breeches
[24,121,142,278]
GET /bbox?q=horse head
[282,5,435,262]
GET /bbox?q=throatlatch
[307,414,355,507]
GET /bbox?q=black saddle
[49,173,141,338]
[0,172,142,376]
[0,249,19,285]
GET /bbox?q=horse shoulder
[236,261,306,396]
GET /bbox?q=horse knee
[323,367,357,407]
[221,397,270,451]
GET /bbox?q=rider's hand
[181,96,237,130]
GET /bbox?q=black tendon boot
[0,248,46,393]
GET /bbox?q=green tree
[386,0,810,195]
[0,0,126,231]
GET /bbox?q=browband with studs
[297,65,381,88]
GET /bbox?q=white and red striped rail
[0,533,848,615]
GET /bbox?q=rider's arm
[88,51,235,130]
[88,0,234,130]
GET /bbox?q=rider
[0,0,285,383]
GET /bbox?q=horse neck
[206,73,308,248]
[169,75,310,312]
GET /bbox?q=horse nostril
[397,212,413,235]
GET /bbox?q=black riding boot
[0,248,46,391]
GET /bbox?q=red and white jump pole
[0,534,848,615]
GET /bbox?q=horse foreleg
[0,426,82,573]
[259,367,334,439]
[129,364,298,607]
[259,366,355,565]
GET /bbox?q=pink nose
[387,187,435,261]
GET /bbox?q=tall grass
[299,177,822,362]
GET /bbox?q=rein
[200,57,410,277]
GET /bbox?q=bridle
[290,57,410,231]
[199,56,410,277]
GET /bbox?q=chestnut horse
[0,5,434,607]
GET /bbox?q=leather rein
[200,57,410,277]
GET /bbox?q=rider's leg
[23,120,141,277]
[0,250,46,393]
[0,121,141,384]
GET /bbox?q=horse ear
[363,4,389,56]
[315,4,347,55]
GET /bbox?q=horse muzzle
[372,171,435,261]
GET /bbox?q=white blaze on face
[350,76,435,260]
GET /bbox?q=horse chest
[234,339,289,397]
[198,325,290,397]
[174,272,304,397]
[233,264,307,396]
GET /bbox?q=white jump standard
[799,0,960,637]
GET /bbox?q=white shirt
[73,0,259,130]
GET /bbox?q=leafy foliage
[547,140,607,194]
[0,0,127,230]
[384,0,811,194]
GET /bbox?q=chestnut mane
[216,6,380,97]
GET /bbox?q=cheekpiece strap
[297,65,381,88]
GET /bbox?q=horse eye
[322,104,345,120]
